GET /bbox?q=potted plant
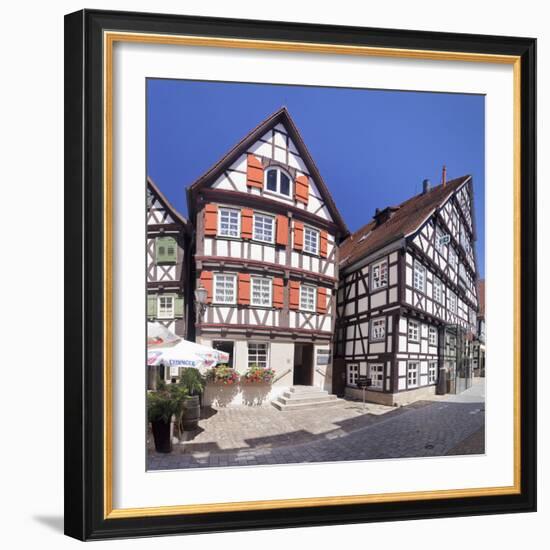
[242,364,276,384]
[147,382,188,453]
[206,364,240,385]
[178,368,205,431]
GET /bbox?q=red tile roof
[339,175,471,269]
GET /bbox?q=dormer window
[265,168,291,197]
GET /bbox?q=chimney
[422,179,431,194]
[442,165,447,187]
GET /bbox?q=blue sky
[147,79,485,276]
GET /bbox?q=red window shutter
[293,221,304,250]
[241,208,253,239]
[276,215,289,246]
[273,277,284,308]
[317,287,328,314]
[204,204,218,236]
[294,175,309,204]
[246,154,264,189]
[238,273,251,305]
[320,230,328,258]
[199,271,213,304]
[289,280,300,310]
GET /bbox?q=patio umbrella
[147,321,181,348]
[147,338,230,373]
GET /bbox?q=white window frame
[448,290,457,314]
[347,363,359,386]
[428,326,438,346]
[407,361,419,388]
[413,261,426,292]
[433,277,443,304]
[252,212,275,244]
[371,259,388,290]
[303,226,320,255]
[428,360,438,384]
[299,284,317,312]
[218,207,240,238]
[250,277,272,307]
[368,363,384,390]
[408,320,420,342]
[213,273,237,305]
[449,246,458,270]
[157,295,174,319]
[247,342,270,369]
[370,318,386,341]
[264,167,292,197]
[435,227,444,254]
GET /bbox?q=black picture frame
[64,9,536,541]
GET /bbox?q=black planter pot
[151,419,172,453]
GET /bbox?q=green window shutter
[174,295,184,318]
[147,295,157,317]
[156,237,177,264]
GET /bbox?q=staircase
[271,385,342,411]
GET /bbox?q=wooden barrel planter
[182,395,200,431]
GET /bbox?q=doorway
[212,340,234,367]
[293,343,314,386]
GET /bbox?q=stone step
[288,385,325,394]
[271,397,343,411]
[278,393,337,405]
[283,389,330,399]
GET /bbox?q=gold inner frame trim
[103,30,522,520]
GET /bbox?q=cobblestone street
[147,379,485,470]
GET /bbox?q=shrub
[178,367,205,396]
[147,384,188,423]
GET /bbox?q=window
[248,343,269,369]
[408,320,419,342]
[433,277,443,304]
[428,361,438,384]
[251,277,272,307]
[429,327,438,346]
[370,318,386,341]
[214,273,237,304]
[347,364,359,386]
[435,228,445,253]
[265,168,291,197]
[413,261,426,292]
[157,295,174,319]
[156,236,177,264]
[300,285,316,312]
[253,213,274,243]
[218,208,240,237]
[371,259,388,290]
[407,361,419,388]
[369,364,384,390]
[449,247,458,270]
[448,290,457,314]
[303,226,319,255]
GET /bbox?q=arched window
[265,167,291,197]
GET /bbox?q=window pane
[266,170,277,191]
[304,227,319,254]
[253,214,274,243]
[251,278,271,306]
[280,173,290,195]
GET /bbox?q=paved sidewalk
[147,380,485,470]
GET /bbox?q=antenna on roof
[442,165,447,187]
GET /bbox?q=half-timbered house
[147,177,191,381]
[334,175,479,405]
[472,279,486,376]
[187,108,348,401]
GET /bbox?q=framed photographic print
[64,9,537,540]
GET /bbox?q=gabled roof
[186,107,348,235]
[147,176,190,230]
[340,175,471,269]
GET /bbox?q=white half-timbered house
[187,108,348,399]
[334,175,479,405]
[147,178,191,381]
